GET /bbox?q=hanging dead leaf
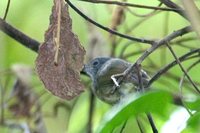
[36,0,85,100]
[110,6,125,32]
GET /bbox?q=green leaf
[97,90,173,133]
[187,111,200,129]
[185,98,200,111]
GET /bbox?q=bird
[82,57,150,104]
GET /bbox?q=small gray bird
[83,57,149,104]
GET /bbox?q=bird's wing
[97,59,129,77]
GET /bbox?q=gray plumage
[83,57,149,104]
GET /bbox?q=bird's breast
[93,81,135,104]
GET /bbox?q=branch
[165,42,200,93]
[159,0,187,19]
[0,18,40,52]
[79,0,182,12]
[3,0,11,20]
[125,3,161,18]
[111,26,192,90]
[179,59,200,89]
[136,117,144,133]
[116,10,160,44]
[137,26,192,64]
[148,48,200,87]
[87,91,95,133]
[119,120,127,133]
[65,0,154,45]
[146,113,158,133]
[122,26,192,81]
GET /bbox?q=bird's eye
[92,61,99,66]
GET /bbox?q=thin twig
[159,0,187,19]
[179,59,200,90]
[148,50,200,87]
[146,113,158,133]
[179,59,200,116]
[165,69,200,91]
[79,0,182,12]
[137,26,191,64]
[165,42,200,94]
[119,120,127,133]
[116,26,192,88]
[3,0,11,20]
[136,117,144,133]
[87,91,95,133]
[116,11,161,44]
[65,0,154,44]
[172,37,196,44]
[145,60,200,90]
[125,2,162,18]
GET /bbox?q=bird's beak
[81,65,87,75]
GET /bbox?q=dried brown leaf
[9,79,36,117]
[110,0,127,33]
[110,6,125,32]
[36,0,85,100]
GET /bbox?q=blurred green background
[0,0,200,133]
